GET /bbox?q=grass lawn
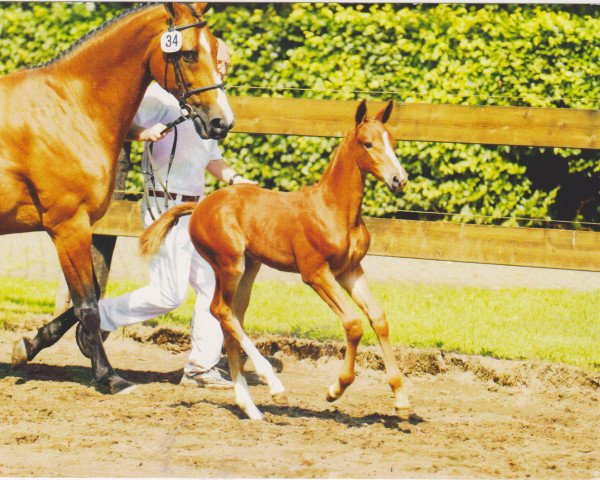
[1,276,598,370]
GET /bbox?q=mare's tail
[139,202,197,256]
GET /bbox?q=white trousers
[98,198,223,374]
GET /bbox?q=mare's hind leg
[12,307,77,368]
[338,265,410,419]
[302,264,364,403]
[12,233,116,366]
[48,217,134,394]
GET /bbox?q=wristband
[228,173,243,185]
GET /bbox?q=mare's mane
[29,3,156,70]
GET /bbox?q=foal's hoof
[272,391,288,405]
[395,406,412,421]
[76,323,110,359]
[111,377,137,395]
[11,337,31,369]
[325,385,340,403]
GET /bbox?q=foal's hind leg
[302,265,364,403]
[211,262,263,420]
[211,256,284,419]
[338,265,411,419]
[234,257,286,404]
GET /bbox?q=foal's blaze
[355,99,408,193]
[140,100,412,420]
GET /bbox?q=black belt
[149,191,200,203]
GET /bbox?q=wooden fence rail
[92,200,600,272]
[228,96,600,149]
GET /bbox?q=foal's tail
[139,202,197,257]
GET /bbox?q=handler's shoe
[180,367,233,390]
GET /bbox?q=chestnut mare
[5,3,234,394]
[140,100,411,419]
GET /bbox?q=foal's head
[148,2,234,139]
[353,100,408,193]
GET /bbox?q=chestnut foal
[140,100,410,419]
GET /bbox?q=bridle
[161,4,225,131]
[143,4,227,219]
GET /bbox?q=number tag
[161,31,182,53]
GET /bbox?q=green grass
[1,276,598,370]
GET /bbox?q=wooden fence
[227,97,600,149]
[95,96,600,270]
[93,199,600,272]
[92,96,599,273]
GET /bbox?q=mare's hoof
[95,374,136,395]
[11,337,31,369]
[76,323,110,359]
[111,377,137,395]
[272,391,288,405]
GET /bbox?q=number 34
[160,31,182,53]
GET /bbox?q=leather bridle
[161,5,225,130]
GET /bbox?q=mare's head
[148,2,234,139]
[353,100,408,193]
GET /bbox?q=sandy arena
[0,319,598,479]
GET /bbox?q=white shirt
[135,82,222,197]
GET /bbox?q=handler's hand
[233,176,258,185]
[138,123,169,142]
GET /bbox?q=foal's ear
[355,99,368,125]
[375,100,394,124]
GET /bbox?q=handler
[97,39,254,389]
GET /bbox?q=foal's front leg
[303,265,364,403]
[338,265,411,419]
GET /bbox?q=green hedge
[209,3,599,226]
[1,3,598,226]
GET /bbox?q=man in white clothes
[97,39,253,388]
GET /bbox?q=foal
[141,100,411,419]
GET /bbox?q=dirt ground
[1,321,598,479]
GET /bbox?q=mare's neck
[44,6,163,158]
[318,131,366,226]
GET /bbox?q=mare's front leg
[338,265,411,419]
[302,264,364,403]
[48,214,134,394]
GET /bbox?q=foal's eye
[181,51,198,63]
[364,141,373,149]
